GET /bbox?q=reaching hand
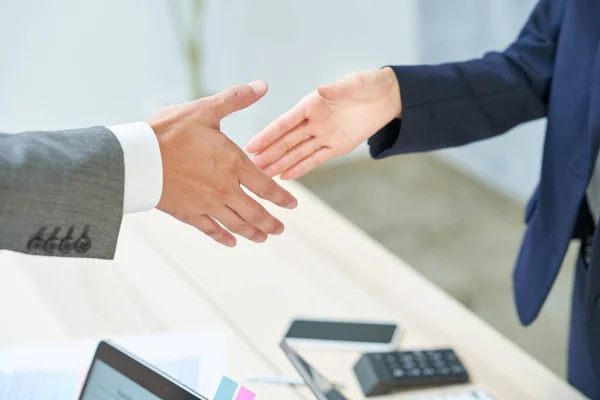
[148,81,298,247]
[246,68,402,180]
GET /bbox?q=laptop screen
[80,359,162,400]
[78,341,207,400]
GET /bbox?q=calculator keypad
[354,348,470,396]
[375,349,467,383]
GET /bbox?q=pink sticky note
[235,386,256,400]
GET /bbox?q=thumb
[213,80,268,120]
[317,74,359,101]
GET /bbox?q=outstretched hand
[246,68,402,180]
[149,81,298,247]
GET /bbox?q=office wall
[0,0,190,132]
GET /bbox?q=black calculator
[353,348,470,397]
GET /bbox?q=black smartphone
[284,318,401,351]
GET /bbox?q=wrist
[381,67,402,119]
[146,118,170,212]
[153,130,170,213]
[109,121,163,214]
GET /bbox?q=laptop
[78,340,208,400]
[279,340,496,400]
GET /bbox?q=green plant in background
[167,0,205,99]
[186,0,204,98]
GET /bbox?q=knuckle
[213,186,233,200]
[278,120,290,134]
[222,159,239,174]
[281,135,293,152]
[231,221,248,234]
[233,152,249,170]
[200,223,220,238]
[227,87,246,106]
[249,207,270,225]
[258,180,278,199]
[193,99,215,118]
[193,97,210,110]
[289,150,304,166]
[222,148,247,171]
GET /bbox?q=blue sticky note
[214,376,238,400]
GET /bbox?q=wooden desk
[0,181,585,399]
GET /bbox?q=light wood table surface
[0,181,585,399]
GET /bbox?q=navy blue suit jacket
[369,0,600,390]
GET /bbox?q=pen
[245,374,344,388]
[245,374,306,386]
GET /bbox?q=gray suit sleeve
[0,126,124,259]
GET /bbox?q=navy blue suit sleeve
[369,0,568,159]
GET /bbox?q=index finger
[245,105,306,154]
[240,163,298,210]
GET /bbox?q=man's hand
[148,80,298,247]
[246,68,402,180]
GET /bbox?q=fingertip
[249,80,268,97]
[252,231,268,243]
[283,196,298,209]
[316,85,333,99]
[245,139,264,155]
[223,235,237,247]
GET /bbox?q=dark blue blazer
[369,0,600,393]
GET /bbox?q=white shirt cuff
[108,122,163,214]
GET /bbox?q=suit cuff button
[27,238,44,252]
[59,238,74,254]
[44,238,60,254]
[75,237,92,253]
[43,228,62,254]
[27,228,47,253]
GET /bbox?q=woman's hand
[246,67,402,180]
